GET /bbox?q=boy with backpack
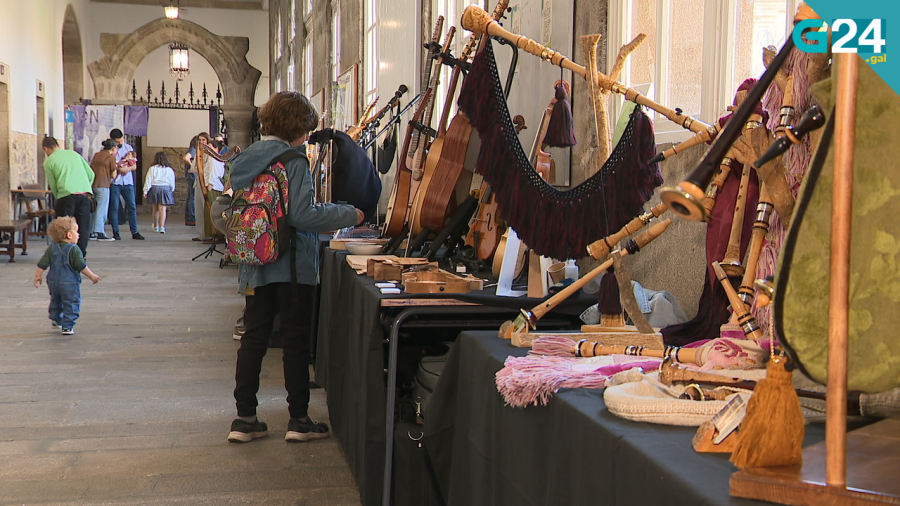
[225,91,362,444]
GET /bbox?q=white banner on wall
[146,108,211,148]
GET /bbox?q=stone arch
[61,4,84,106]
[87,18,260,148]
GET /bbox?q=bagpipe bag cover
[776,55,900,393]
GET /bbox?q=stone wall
[10,131,37,189]
[137,140,190,215]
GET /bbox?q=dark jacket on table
[229,137,357,291]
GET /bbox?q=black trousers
[55,193,92,256]
[234,282,315,419]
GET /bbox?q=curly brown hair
[48,216,77,243]
[258,91,319,142]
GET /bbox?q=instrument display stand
[730,416,900,505]
[192,235,225,261]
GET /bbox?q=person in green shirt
[42,136,94,256]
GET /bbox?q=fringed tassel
[545,82,577,148]
[456,39,662,260]
[597,271,622,316]
[495,354,659,407]
[730,357,804,469]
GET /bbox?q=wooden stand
[730,416,900,505]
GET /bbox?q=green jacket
[44,149,94,199]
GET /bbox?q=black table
[315,248,591,506]
[425,331,844,506]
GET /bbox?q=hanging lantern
[169,42,190,81]
[164,4,180,19]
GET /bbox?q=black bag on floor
[411,342,453,422]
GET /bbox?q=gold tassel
[730,356,804,469]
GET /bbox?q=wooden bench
[0,220,30,262]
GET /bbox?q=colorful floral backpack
[224,151,300,265]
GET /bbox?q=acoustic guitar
[381,18,444,238]
[382,88,432,238]
[412,0,510,236]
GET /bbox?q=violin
[465,114,525,263]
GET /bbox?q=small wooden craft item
[692,394,746,454]
[401,269,484,294]
[367,257,437,281]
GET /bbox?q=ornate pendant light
[169,42,190,81]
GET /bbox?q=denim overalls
[48,242,81,329]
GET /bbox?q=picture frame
[310,87,326,130]
[332,64,357,132]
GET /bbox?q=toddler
[33,216,101,335]
[143,151,176,233]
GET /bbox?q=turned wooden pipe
[586,202,668,260]
[461,5,711,134]
[533,220,671,320]
[737,185,775,306]
[719,162,753,278]
[649,124,719,163]
[499,220,672,338]
[711,261,763,339]
[774,74,796,138]
[701,113,762,222]
[575,341,698,364]
[701,157,734,220]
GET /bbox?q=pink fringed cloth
[496,355,659,408]
[457,39,662,260]
[496,335,773,407]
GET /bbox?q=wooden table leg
[7,230,15,263]
[21,227,27,256]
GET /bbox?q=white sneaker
[153,226,160,233]
[159,227,166,234]
[61,328,74,335]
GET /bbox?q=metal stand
[192,236,225,261]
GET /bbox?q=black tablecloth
[315,248,594,506]
[425,331,841,506]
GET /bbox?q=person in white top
[143,151,176,233]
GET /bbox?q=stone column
[220,105,255,150]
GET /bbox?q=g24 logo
[793,19,886,54]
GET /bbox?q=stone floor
[0,217,361,505]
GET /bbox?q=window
[304,37,313,96]
[430,0,481,125]
[364,0,378,105]
[609,0,800,142]
[332,0,341,82]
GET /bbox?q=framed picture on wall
[310,88,326,130]
[332,64,357,132]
